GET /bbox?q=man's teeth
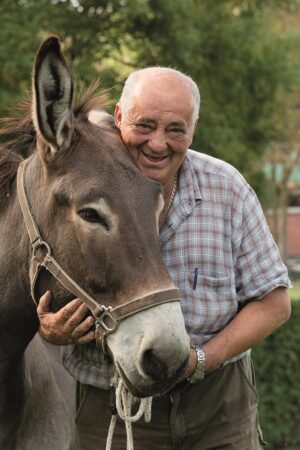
[144,153,167,161]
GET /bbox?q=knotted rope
[106,377,153,450]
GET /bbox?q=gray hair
[119,67,200,125]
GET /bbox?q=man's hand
[37,291,95,345]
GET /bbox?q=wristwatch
[188,347,206,383]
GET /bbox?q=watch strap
[188,346,205,383]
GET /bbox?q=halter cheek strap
[16,160,181,352]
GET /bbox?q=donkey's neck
[0,171,38,341]
[0,170,39,447]
[0,174,38,450]
[0,353,27,449]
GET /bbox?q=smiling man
[38,67,291,450]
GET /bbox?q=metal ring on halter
[32,240,52,261]
[95,306,119,334]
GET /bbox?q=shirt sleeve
[233,185,291,303]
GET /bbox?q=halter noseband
[16,160,181,352]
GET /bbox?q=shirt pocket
[184,272,237,334]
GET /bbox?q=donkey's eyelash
[78,208,110,231]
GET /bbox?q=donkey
[0,37,190,449]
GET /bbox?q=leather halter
[16,160,181,351]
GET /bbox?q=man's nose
[147,129,168,153]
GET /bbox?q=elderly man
[38,67,291,449]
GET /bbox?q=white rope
[105,415,117,450]
[106,377,153,450]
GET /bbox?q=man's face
[114,75,196,188]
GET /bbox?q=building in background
[265,162,300,273]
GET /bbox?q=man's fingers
[64,302,91,327]
[37,293,95,345]
[60,298,87,321]
[37,291,52,314]
[77,330,96,345]
[70,315,95,338]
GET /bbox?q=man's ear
[114,103,122,128]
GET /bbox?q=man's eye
[78,208,110,231]
[169,128,185,134]
[136,123,151,129]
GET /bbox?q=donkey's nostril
[141,348,168,381]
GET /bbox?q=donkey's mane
[0,81,109,190]
[0,148,22,192]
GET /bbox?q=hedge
[252,300,300,448]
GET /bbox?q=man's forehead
[134,114,189,127]
[129,92,194,125]
[136,115,186,123]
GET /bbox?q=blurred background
[0,1,299,448]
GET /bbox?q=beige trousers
[75,356,266,450]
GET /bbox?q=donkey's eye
[78,208,110,231]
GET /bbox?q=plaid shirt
[63,150,291,389]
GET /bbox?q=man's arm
[187,287,291,375]
[37,287,291,378]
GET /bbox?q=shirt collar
[160,151,202,243]
[178,151,202,213]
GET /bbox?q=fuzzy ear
[32,36,74,162]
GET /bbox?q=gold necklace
[160,173,178,228]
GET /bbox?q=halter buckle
[96,306,119,334]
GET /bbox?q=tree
[0,0,298,197]
[103,0,298,191]
[261,5,300,259]
[263,92,300,260]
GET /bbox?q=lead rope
[106,377,153,450]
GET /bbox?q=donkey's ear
[32,36,74,162]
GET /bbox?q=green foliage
[0,0,299,197]
[252,300,300,448]
[0,8,299,447]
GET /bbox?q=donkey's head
[26,36,189,397]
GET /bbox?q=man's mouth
[141,151,169,162]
